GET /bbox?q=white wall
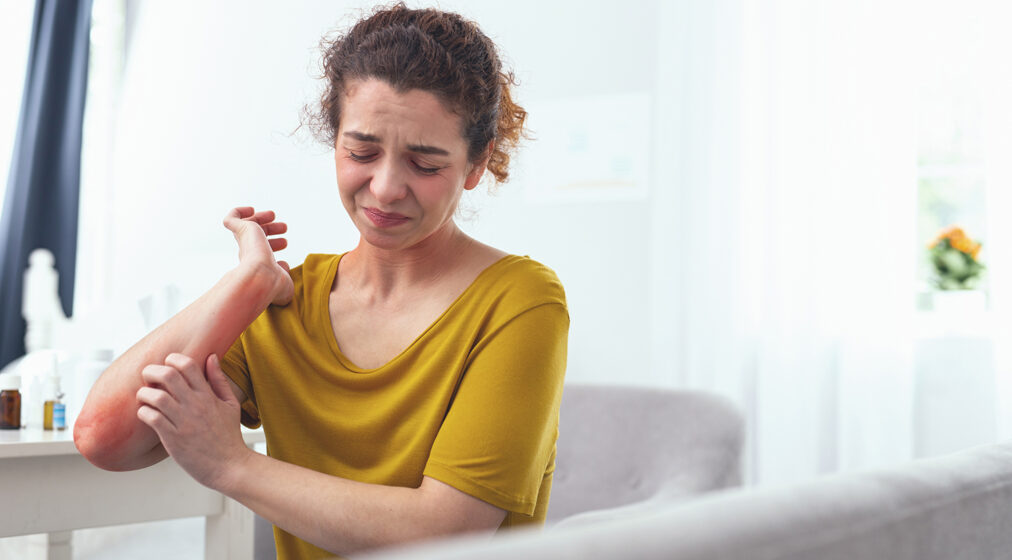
[87,0,674,385]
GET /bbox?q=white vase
[931,289,987,314]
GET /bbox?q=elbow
[73,385,166,471]
[73,408,143,472]
[73,413,118,471]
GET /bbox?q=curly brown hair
[306,3,527,184]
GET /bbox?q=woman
[73,4,569,559]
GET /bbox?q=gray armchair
[548,383,745,527]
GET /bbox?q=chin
[360,229,417,251]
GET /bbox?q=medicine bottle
[0,374,22,430]
[43,374,66,431]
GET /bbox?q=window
[916,89,987,293]
[915,6,994,305]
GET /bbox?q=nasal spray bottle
[43,354,65,431]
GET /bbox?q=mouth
[363,207,410,228]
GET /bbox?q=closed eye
[413,161,444,175]
[347,151,376,163]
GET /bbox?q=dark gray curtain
[0,0,93,369]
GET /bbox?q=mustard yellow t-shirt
[221,253,569,560]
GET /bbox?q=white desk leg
[46,531,72,560]
[205,497,255,560]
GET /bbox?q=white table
[0,427,265,559]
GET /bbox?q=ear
[463,140,495,191]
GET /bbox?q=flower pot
[931,289,987,314]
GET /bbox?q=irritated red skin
[74,392,138,470]
[73,264,279,472]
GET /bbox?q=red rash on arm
[74,392,138,469]
[74,265,278,471]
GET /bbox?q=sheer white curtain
[0,1,36,225]
[655,0,918,484]
[979,4,1012,443]
[742,0,920,483]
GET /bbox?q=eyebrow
[342,131,450,156]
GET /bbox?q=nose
[369,159,409,205]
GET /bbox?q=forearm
[221,451,452,557]
[74,264,277,470]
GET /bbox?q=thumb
[206,354,239,405]
[222,206,254,232]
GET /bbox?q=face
[334,78,486,252]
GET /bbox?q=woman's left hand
[136,353,250,492]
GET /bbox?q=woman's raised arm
[73,207,293,471]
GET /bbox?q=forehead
[339,79,465,148]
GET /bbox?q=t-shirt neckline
[320,252,520,373]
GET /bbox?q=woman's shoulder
[475,253,567,309]
[273,253,342,305]
[293,253,341,278]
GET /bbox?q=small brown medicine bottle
[0,374,22,430]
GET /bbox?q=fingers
[228,207,256,219]
[223,206,255,228]
[249,210,276,225]
[260,221,287,236]
[141,363,192,394]
[163,353,211,392]
[262,220,287,253]
[268,238,288,251]
[205,354,238,405]
[222,207,283,228]
[223,207,288,270]
[136,386,180,427]
[137,403,175,433]
[277,260,291,273]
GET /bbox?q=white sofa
[362,441,1012,560]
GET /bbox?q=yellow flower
[929,225,965,248]
[929,225,982,262]
[952,236,974,254]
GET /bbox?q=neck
[342,221,474,298]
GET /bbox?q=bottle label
[53,403,66,429]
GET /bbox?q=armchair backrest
[547,383,745,525]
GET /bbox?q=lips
[363,207,410,228]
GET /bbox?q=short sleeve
[423,302,569,516]
[220,334,262,429]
